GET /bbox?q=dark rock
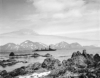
[62,59,74,66]
[9,52,15,56]
[9,66,27,77]
[42,57,61,70]
[71,51,81,58]
[31,62,41,70]
[0,59,18,68]
[94,54,100,63]
[79,74,87,78]
[49,66,66,78]
[86,73,97,78]
[82,49,94,65]
[43,53,52,57]
[72,55,87,68]
[0,70,12,78]
[31,53,40,58]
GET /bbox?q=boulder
[94,54,100,63]
[49,66,66,78]
[82,49,94,65]
[42,57,61,70]
[62,59,74,66]
[71,51,81,58]
[72,55,87,68]
[9,66,26,77]
[0,70,12,78]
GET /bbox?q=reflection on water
[0,49,100,72]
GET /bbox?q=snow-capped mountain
[55,41,70,49]
[19,40,49,51]
[0,40,49,52]
[0,40,99,52]
[49,41,82,50]
[0,43,19,52]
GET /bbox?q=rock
[9,66,27,77]
[79,74,87,78]
[43,53,52,57]
[71,51,81,58]
[0,59,18,68]
[42,57,61,70]
[9,52,15,56]
[32,62,41,70]
[82,49,94,65]
[31,53,40,58]
[94,54,100,63]
[0,70,12,78]
[62,59,74,66]
[72,55,87,68]
[49,66,66,78]
[25,62,41,74]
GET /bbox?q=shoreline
[0,49,100,78]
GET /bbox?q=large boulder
[94,54,100,63]
[0,70,12,78]
[25,62,41,73]
[9,52,15,56]
[71,51,81,58]
[72,55,87,68]
[42,57,61,70]
[62,59,74,66]
[82,49,94,65]
[49,66,66,78]
[9,66,27,77]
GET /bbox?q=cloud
[24,0,100,40]
[33,0,84,13]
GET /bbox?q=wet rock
[42,57,61,70]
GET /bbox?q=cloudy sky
[0,0,100,40]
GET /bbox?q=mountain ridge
[0,40,99,52]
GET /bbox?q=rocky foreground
[0,50,100,78]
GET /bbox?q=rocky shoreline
[0,49,100,78]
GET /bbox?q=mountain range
[0,40,99,52]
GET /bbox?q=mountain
[0,40,49,52]
[49,41,82,50]
[19,40,49,51]
[70,42,82,49]
[0,43,19,52]
[54,41,70,49]
[0,40,99,52]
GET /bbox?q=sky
[0,0,100,41]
